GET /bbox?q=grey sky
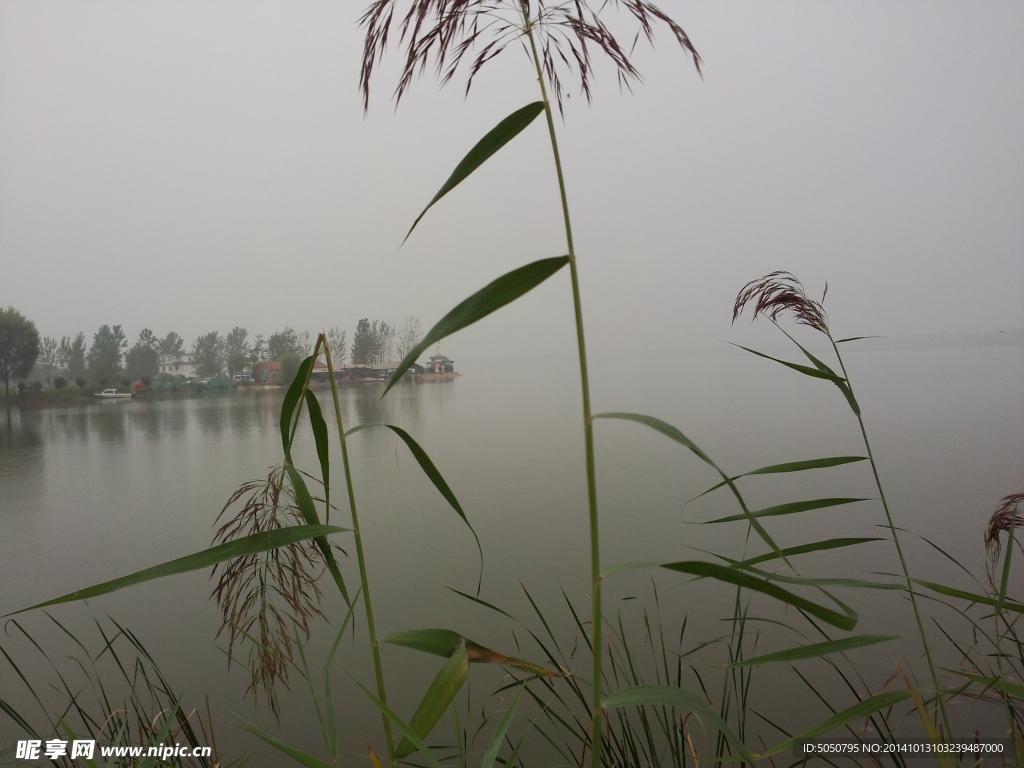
[1,1,1022,362]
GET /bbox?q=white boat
[94,388,133,399]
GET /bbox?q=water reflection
[88,402,130,444]
[0,407,44,497]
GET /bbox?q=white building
[158,352,197,379]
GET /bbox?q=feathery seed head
[732,271,831,335]
[359,0,701,114]
[210,466,334,718]
[985,492,1024,563]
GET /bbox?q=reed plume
[985,492,1024,562]
[732,270,830,334]
[359,0,701,113]
[210,465,337,717]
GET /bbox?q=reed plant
[4,3,1018,765]
[0,614,226,767]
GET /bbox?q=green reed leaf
[384,257,569,395]
[660,561,858,631]
[952,671,1024,699]
[726,635,898,668]
[704,497,868,525]
[395,642,470,759]
[405,102,545,242]
[5,524,347,617]
[835,336,881,343]
[383,628,556,676]
[303,390,330,502]
[481,685,525,768]
[730,343,846,382]
[347,423,483,591]
[280,355,315,455]
[285,462,352,607]
[700,551,903,591]
[728,538,884,569]
[996,516,1016,617]
[236,714,337,768]
[603,685,754,763]
[777,326,863,415]
[356,682,443,768]
[593,412,788,567]
[692,456,868,500]
[913,578,1024,613]
[765,690,911,757]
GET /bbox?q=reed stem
[829,337,952,737]
[522,15,604,768]
[323,339,396,764]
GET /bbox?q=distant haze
[2,1,1022,362]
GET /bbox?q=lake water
[1,345,1022,764]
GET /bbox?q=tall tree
[39,337,60,383]
[350,319,373,365]
[225,327,251,376]
[192,331,225,377]
[370,320,395,365]
[87,325,127,383]
[266,327,300,362]
[138,328,159,351]
[395,316,422,361]
[160,331,185,359]
[0,307,41,396]
[125,329,160,381]
[326,326,347,366]
[249,334,266,370]
[297,330,313,357]
[64,333,87,381]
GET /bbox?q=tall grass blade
[996,516,1016,617]
[480,685,525,768]
[765,690,911,757]
[357,681,444,768]
[383,628,556,676]
[725,635,898,668]
[952,671,1024,698]
[383,257,569,394]
[913,579,1024,613]
[405,102,545,242]
[660,561,858,631]
[594,412,789,565]
[692,456,867,500]
[727,538,883,569]
[6,524,347,616]
[603,685,754,763]
[394,642,469,760]
[285,461,352,606]
[367,744,386,768]
[347,423,482,590]
[236,715,336,768]
[905,679,955,768]
[304,390,330,502]
[280,356,316,455]
[729,343,845,383]
[703,497,868,525]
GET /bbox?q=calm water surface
[1,346,1021,763]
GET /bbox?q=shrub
[54,376,67,390]
[75,376,86,389]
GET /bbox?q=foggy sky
[1,1,1022,362]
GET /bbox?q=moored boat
[94,388,134,399]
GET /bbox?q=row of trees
[350,316,422,365]
[1,309,425,394]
